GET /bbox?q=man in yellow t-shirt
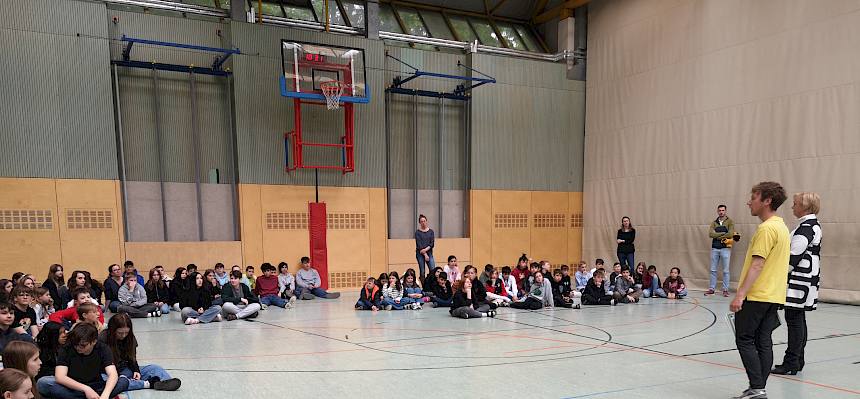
[730,182,790,399]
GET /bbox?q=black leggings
[582,294,613,305]
[511,297,543,310]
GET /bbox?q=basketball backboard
[280,40,369,103]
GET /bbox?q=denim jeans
[416,252,436,280]
[617,251,634,271]
[181,305,222,323]
[260,295,287,307]
[38,375,130,398]
[157,303,171,314]
[118,365,171,391]
[709,247,732,291]
[381,298,408,310]
[296,286,329,298]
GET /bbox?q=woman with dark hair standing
[99,313,181,391]
[414,214,435,281]
[616,216,636,271]
[772,192,823,376]
[42,265,66,310]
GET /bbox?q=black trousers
[582,293,612,305]
[782,308,807,370]
[735,300,781,389]
[511,297,543,310]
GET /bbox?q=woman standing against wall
[414,214,435,280]
[616,217,636,271]
[772,192,822,376]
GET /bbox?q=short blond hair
[794,192,820,215]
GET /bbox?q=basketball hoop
[320,81,348,110]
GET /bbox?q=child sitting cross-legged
[449,278,496,319]
[381,272,408,310]
[220,270,261,320]
[582,270,615,306]
[255,263,291,310]
[642,265,667,298]
[430,272,454,307]
[511,270,554,310]
[355,278,381,311]
[500,266,518,300]
[180,272,223,324]
[484,269,512,306]
[662,267,688,299]
[401,274,424,310]
[277,262,297,305]
[612,267,642,304]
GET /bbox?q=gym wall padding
[583,0,860,304]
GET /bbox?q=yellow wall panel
[55,179,124,280]
[367,188,388,278]
[491,190,531,267]
[469,190,492,267]
[568,227,583,265]
[238,184,264,267]
[124,241,242,275]
[530,191,568,265]
[491,190,531,212]
[531,191,569,213]
[0,178,62,280]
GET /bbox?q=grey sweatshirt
[527,279,554,307]
[614,275,634,296]
[118,283,148,307]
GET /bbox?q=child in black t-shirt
[37,323,129,399]
[11,288,38,338]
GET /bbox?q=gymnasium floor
[128,290,860,399]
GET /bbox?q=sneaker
[732,388,767,399]
[155,310,162,317]
[573,304,581,309]
[385,305,393,310]
[487,310,496,318]
[226,313,237,321]
[289,296,297,305]
[184,318,199,325]
[723,290,730,297]
[416,303,422,310]
[146,312,152,318]
[301,292,316,300]
[705,289,715,296]
[261,304,268,310]
[771,365,799,375]
[214,314,223,322]
[152,378,182,391]
[610,299,617,306]
[285,301,293,309]
[249,311,259,319]
[325,292,341,299]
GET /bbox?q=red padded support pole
[308,202,329,289]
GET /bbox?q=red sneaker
[722,290,730,297]
[704,289,715,296]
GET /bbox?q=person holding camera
[707,204,736,297]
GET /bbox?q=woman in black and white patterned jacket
[772,192,822,376]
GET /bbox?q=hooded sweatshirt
[526,278,554,307]
[359,285,381,304]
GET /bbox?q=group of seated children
[0,257,341,335]
[357,255,689,315]
[1,310,181,398]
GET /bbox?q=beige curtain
[583,0,860,304]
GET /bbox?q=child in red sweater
[485,269,512,306]
[255,263,290,309]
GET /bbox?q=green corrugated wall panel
[470,54,585,192]
[385,48,467,190]
[0,0,116,179]
[110,11,235,183]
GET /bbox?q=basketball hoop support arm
[385,52,495,101]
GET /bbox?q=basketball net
[320,81,347,110]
